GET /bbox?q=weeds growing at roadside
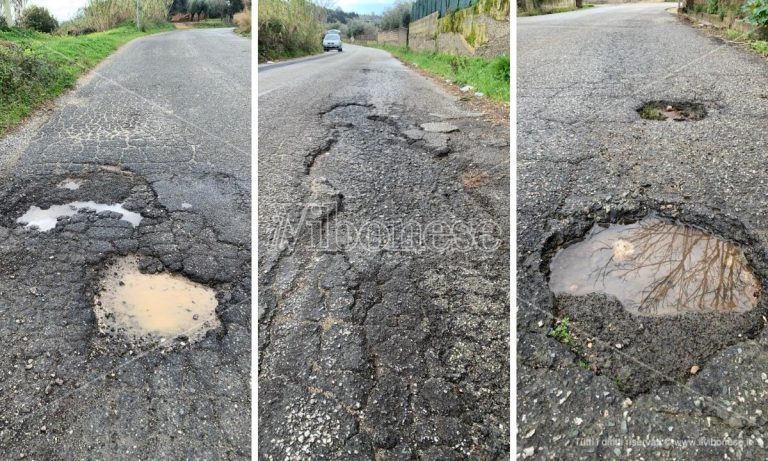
[369,44,509,102]
[548,317,574,346]
[258,0,324,61]
[0,23,172,136]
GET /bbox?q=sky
[28,0,88,21]
[330,0,399,15]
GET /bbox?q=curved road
[0,28,251,458]
[259,45,510,458]
[519,4,768,459]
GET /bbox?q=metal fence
[411,0,476,21]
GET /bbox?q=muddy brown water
[94,256,220,343]
[549,218,761,316]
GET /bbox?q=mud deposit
[94,256,220,344]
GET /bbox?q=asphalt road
[259,45,510,458]
[0,28,251,458]
[519,4,768,459]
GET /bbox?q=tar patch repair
[17,201,142,231]
[549,217,761,316]
[94,256,220,344]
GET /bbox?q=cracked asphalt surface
[518,4,768,459]
[0,29,250,458]
[259,45,510,458]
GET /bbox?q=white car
[323,33,342,52]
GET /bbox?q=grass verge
[517,4,593,17]
[175,19,232,29]
[368,44,509,103]
[0,22,173,137]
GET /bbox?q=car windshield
[325,34,340,40]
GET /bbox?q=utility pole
[136,0,141,30]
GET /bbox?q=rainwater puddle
[17,201,142,231]
[549,217,761,316]
[94,256,220,343]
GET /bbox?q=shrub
[743,0,768,26]
[20,6,58,33]
[0,16,8,30]
[233,8,251,33]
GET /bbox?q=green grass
[725,28,746,41]
[369,44,509,103]
[752,40,768,55]
[517,4,593,16]
[639,104,665,121]
[0,22,173,137]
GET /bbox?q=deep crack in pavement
[0,29,250,458]
[259,45,509,458]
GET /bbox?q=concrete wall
[408,6,509,57]
[377,28,409,46]
[409,12,440,52]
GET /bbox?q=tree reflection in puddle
[549,218,761,316]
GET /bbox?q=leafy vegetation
[548,317,573,346]
[20,6,57,33]
[752,39,768,54]
[0,23,172,137]
[742,0,768,26]
[57,0,173,33]
[639,104,665,120]
[258,0,325,61]
[369,44,509,102]
[380,2,412,31]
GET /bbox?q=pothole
[94,256,220,345]
[549,216,761,316]
[16,201,142,232]
[57,178,84,190]
[637,101,706,121]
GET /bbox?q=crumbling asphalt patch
[637,100,707,121]
[0,168,250,457]
[259,96,509,459]
[539,203,768,396]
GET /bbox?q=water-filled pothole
[637,101,706,121]
[549,217,761,316]
[94,256,220,344]
[17,201,142,232]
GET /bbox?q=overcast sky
[335,0,399,15]
[28,0,88,21]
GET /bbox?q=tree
[380,1,412,31]
[20,5,57,32]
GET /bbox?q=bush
[258,0,324,60]
[233,8,251,33]
[743,0,768,26]
[20,6,59,33]
[0,16,8,30]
